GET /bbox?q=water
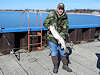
[0,12,100,33]
[68,14,100,25]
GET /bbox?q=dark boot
[61,56,72,72]
[51,56,58,73]
[53,64,58,73]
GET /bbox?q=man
[43,3,72,73]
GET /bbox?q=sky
[0,0,100,10]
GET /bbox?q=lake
[0,12,100,33]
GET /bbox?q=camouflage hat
[57,3,65,9]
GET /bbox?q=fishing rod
[3,35,20,61]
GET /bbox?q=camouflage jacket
[43,11,69,44]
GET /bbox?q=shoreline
[0,10,100,16]
[68,12,100,16]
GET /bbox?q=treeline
[44,9,100,13]
[0,9,100,13]
[67,9,100,13]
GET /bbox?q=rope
[10,54,30,75]
[0,67,4,75]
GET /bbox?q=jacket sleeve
[64,17,69,35]
[61,15,69,36]
[43,13,55,28]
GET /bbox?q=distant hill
[0,9,100,14]
[66,9,100,13]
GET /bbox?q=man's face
[57,8,64,15]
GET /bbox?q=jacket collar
[55,11,66,18]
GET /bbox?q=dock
[0,41,100,75]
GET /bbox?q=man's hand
[48,26,50,30]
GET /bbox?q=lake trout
[49,25,69,53]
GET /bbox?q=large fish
[49,25,69,53]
